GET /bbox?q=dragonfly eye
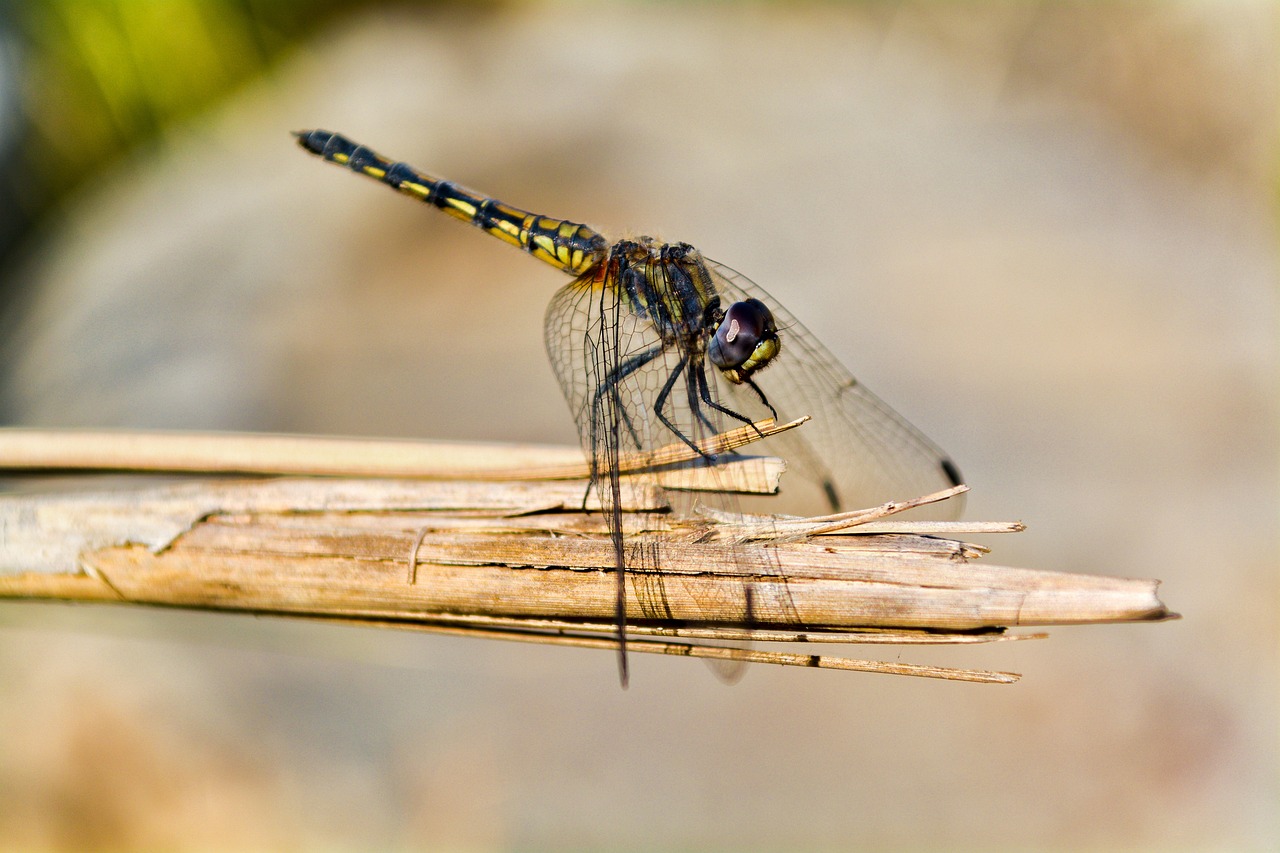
[709,298,779,382]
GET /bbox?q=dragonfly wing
[545,270,755,477]
[707,260,965,518]
[545,268,798,683]
[545,269,683,686]
[545,271,676,464]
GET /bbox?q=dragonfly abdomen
[295,129,608,276]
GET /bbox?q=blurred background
[0,1,1275,850]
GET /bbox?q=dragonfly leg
[739,374,778,421]
[695,361,766,437]
[652,352,709,458]
[590,343,665,453]
[685,359,720,437]
[582,343,667,509]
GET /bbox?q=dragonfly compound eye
[709,298,780,382]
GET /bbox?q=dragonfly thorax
[611,238,782,382]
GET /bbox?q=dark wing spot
[821,479,841,513]
[940,457,964,487]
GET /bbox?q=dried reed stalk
[0,418,804,481]
[0,428,1172,684]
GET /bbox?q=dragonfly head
[708,297,780,383]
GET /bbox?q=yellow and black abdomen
[295,129,608,276]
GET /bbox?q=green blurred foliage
[9,0,353,209]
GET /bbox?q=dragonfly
[295,129,964,685]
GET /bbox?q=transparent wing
[545,271,638,684]
[545,272,742,471]
[545,268,794,684]
[707,260,965,518]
